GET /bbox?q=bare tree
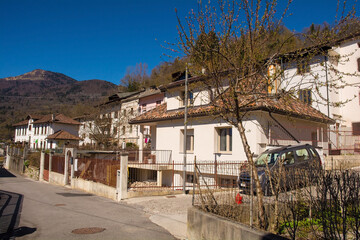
[176,0,358,229]
[121,63,150,91]
[87,112,118,148]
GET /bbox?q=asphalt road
[0,168,176,240]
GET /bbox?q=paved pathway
[0,168,176,240]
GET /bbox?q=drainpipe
[268,112,300,144]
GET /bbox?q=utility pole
[183,64,188,194]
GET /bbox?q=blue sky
[0,0,357,85]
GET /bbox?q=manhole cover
[71,227,106,234]
[54,204,66,206]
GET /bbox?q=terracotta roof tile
[33,114,81,125]
[46,130,81,140]
[130,95,334,124]
[13,119,29,127]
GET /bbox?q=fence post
[215,158,218,188]
[64,151,69,185]
[139,126,144,163]
[20,146,27,173]
[118,152,128,201]
[5,146,11,169]
[40,150,45,181]
[49,151,53,183]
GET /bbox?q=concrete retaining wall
[187,207,287,240]
[71,178,117,201]
[49,172,65,185]
[324,155,360,170]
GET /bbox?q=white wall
[283,39,360,128]
[335,40,360,127]
[155,111,329,165]
[156,116,259,163]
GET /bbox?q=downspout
[268,112,300,144]
[324,55,330,117]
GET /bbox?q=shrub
[27,151,40,168]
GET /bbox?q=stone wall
[324,155,360,170]
[24,166,39,180]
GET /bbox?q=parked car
[237,144,322,196]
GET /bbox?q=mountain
[1,69,76,84]
[0,69,119,141]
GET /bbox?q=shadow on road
[0,168,16,178]
[0,189,37,239]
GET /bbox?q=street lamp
[183,64,189,194]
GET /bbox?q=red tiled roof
[13,119,29,127]
[33,114,81,125]
[46,130,81,140]
[129,95,334,124]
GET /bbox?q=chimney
[51,114,55,121]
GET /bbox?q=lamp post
[183,64,189,194]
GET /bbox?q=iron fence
[127,160,246,192]
[52,155,65,174]
[74,158,120,188]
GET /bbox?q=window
[130,108,134,115]
[123,109,126,116]
[297,60,310,74]
[180,129,194,153]
[113,127,118,135]
[295,149,310,161]
[29,125,32,131]
[281,151,295,165]
[186,174,194,183]
[156,100,162,106]
[217,128,232,152]
[129,125,133,133]
[142,104,147,113]
[353,122,360,136]
[122,126,126,135]
[357,58,360,72]
[267,64,280,94]
[299,89,312,105]
[179,91,194,107]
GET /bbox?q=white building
[79,88,165,148]
[280,35,360,153]
[130,76,333,187]
[13,114,81,149]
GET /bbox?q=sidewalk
[124,194,192,240]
